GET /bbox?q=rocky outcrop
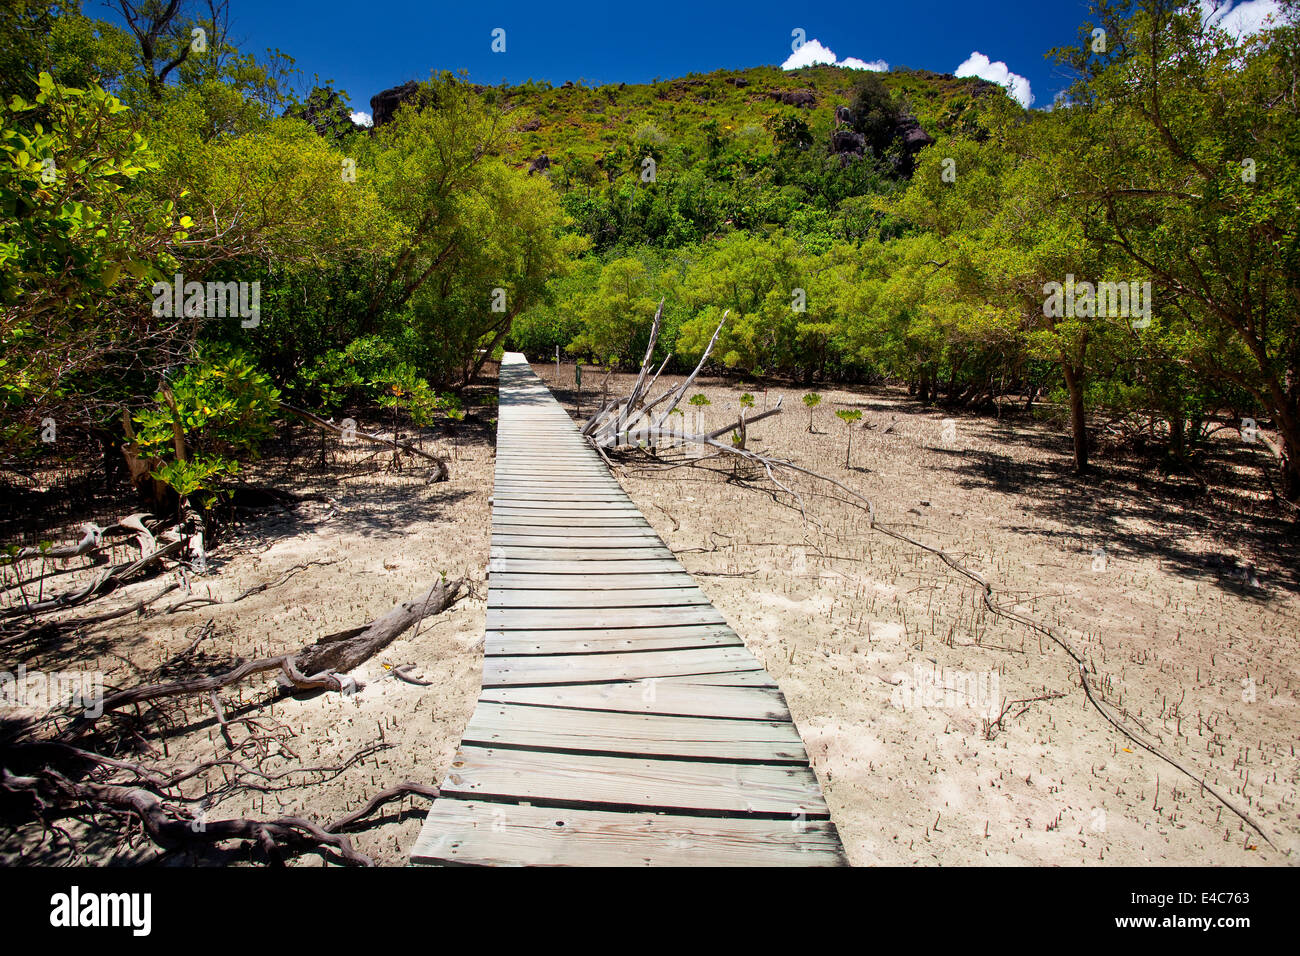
[830,129,865,167]
[770,88,816,108]
[831,129,865,155]
[369,80,421,127]
[897,113,935,151]
[528,153,551,175]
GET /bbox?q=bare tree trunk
[1061,360,1088,474]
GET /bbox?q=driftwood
[583,307,746,449]
[88,577,463,713]
[0,537,190,621]
[280,403,450,481]
[1,764,439,867]
[2,513,158,566]
[1,578,465,865]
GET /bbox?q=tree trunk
[1061,361,1088,474]
[1169,408,1186,460]
[1280,424,1300,502]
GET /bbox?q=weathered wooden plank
[490,546,675,561]
[486,605,726,631]
[488,587,710,609]
[478,681,790,721]
[438,746,829,816]
[490,525,655,539]
[492,501,635,510]
[486,625,743,656]
[411,800,846,866]
[656,670,779,688]
[492,515,649,528]
[491,504,640,514]
[460,703,807,762]
[483,646,762,686]
[489,572,695,590]
[491,534,665,549]
[488,558,684,574]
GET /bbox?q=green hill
[372,65,1016,254]
[493,65,1006,172]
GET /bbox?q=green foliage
[835,407,862,465]
[131,348,279,500]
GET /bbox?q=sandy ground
[1,400,495,866]
[3,359,1296,866]
[536,362,1299,866]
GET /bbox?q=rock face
[835,105,854,127]
[369,80,420,127]
[831,129,865,155]
[830,129,866,167]
[897,114,935,151]
[770,88,816,108]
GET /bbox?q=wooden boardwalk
[409,353,846,866]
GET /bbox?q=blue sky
[110,0,1105,114]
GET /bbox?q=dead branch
[328,781,439,832]
[79,578,462,716]
[0,537,189,621]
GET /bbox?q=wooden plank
[483,646,763,686]
[488,588,710,609]
[490,547,675,561]
[492,494,629,502]
[486,606,726,631]
[490,526,655,539]
[488,558,684,574]
[491,504,640,514]
[657,670,779,688]
[478,682,790,721]
[438,746,829,816]
[411,800,846,866]
[489,572,695,590]
[492,516,649,528]
[490,534,665,548]
[486,625,743,656]
[460,703,807,762]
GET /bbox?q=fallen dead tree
[582,303,782,452]
[82,577,463,716]
[0,514,194,646]
[1,578,464,865]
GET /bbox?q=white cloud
[955,51,1034,108]
[782,39,888,72]
[1200,0,1285,36]
[839,57,889,72]
[350,111,373,127]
